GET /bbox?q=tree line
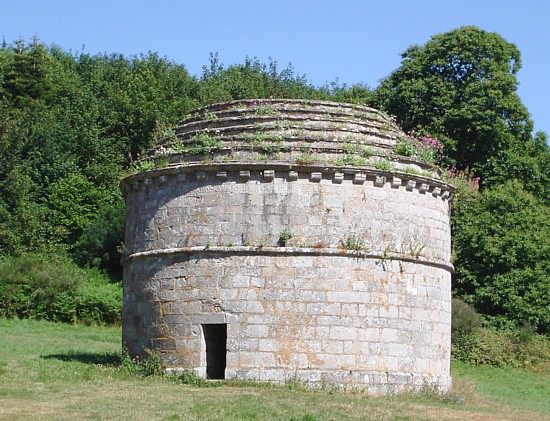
[0,27,548,334]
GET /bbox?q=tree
[0,41,200,261]
[196,54,332,105]
[371,27,550,334]
[483,131,550,204]
[0,166,49,254]
[45,172,112,246]
[452,180,550,333]
[73,197,126,279]
[371,26,534,180]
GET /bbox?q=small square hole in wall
[202,324,227,379]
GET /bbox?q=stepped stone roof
[141,99,443,180]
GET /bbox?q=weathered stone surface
[121,99,453,394]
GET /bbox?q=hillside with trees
[0,28,548,345]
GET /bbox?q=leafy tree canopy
[0,40,369,276]
[452,180,550,333]
[371,26,535,182]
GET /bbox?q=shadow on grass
[41,350,121,366]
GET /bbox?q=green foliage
[75,270,123,325]
[374,158,392,170]
[483,131,550,204]
[119,348,163,377]
[321,81,372,105]
[189,132,223,154]
[176,370,217,387]
[452,327,550,370]
[0,40,200,269]
[338,143,372,164]
[335,154,369,166]
[131,159,157,172]
[278,229,293,246]
[441,166,480,201]
[295,151,320,165]
[0,166,49,253]
[343,235,367,251]
[372,26,534,181]
[255,103,277,115]
[0,253,82,322]
[451,298,482,339]
[73,197,126,279]
[393,138,416,157]
[452,180,550,333]
[393,134,444,164]
[0,252,121,325]
[45,172,112,246]
[198,54,333,103]
[452,298,550,371]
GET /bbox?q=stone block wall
[124,251,451,393]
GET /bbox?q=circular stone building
[120,99,453,394]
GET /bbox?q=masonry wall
[122,165,452,393]
[125,168,451,258]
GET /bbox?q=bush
[451,297,550,370]
[452,327,550,370]
[451,297,482,340]
[0,252,121,325]
[75,269,122,325]
[119,348,163,377]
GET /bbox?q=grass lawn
[0,318,548,420]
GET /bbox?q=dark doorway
[202,324,227,379]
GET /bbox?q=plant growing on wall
[374,159,392,171]
[343,235,368,251]
[393,134,444,164]
[278,229,293,246]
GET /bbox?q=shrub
[451,298,482,340]
[451,297,550,370]
[452,327,550,370]
[76,269,122,325]
[119,348,163,377]
[0,252,121,325]
[0,253,82,322]
[374,159,392,171]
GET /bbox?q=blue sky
[2,0,549,135]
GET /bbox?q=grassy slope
[0,319,548,420]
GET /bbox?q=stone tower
[120,99,453,394]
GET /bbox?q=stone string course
[121,99,453,394]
